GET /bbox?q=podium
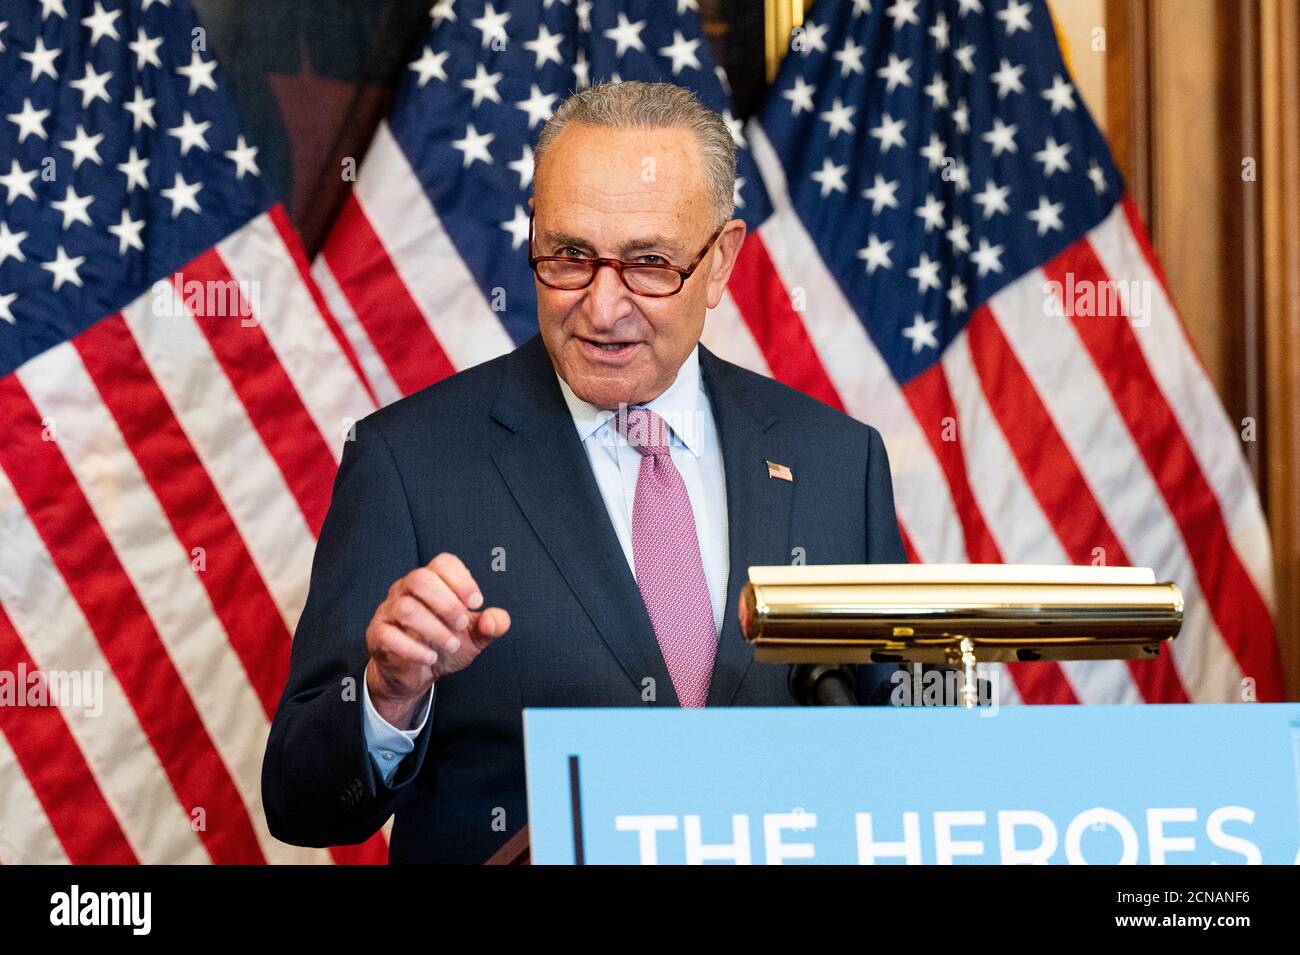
[480,564,1240,865]
[517,705,1300,864]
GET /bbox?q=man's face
[532,122,746,409]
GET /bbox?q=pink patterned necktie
[618,406,717,707]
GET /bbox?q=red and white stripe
[0,208,391,863]
[314,122,515,398]
[0,463,210,863]
[0,723,72,865]
[749,120,1282,704]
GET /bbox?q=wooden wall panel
[1046,0,1107,129]
[1260,0,1300,700]
[1147,1,1237,410]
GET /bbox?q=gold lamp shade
[738,564,1184,666]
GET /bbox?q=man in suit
[262,81,907,864]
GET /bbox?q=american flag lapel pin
[766,460,793,482]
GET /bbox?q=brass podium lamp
[739,564,1184,707]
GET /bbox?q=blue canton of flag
[760,0,1121,383]
[0,0,272,377]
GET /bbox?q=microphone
[788,663,859,706]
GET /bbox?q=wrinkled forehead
[534,122,713,229]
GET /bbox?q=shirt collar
[555,345,707,458]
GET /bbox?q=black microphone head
[788,663,858,706]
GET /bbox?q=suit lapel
[698,345,795,707]
[488,336,679,706]
[487,336,794,709]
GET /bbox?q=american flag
[746,0,1281,707]
[0,0,385,862]
[318,0,1283,711]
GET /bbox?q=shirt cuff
[362,678,434,785]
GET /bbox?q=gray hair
[534,81,737,226]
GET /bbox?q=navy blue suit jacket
[262,334,907,863]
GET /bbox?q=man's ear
[705,219,747,309]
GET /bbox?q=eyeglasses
[527,211,725,297]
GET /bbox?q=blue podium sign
[522,704,1300,865]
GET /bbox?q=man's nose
[582,262,635,330]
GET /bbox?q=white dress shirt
[363,345,729,783]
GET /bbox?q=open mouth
[578,337,640,360]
